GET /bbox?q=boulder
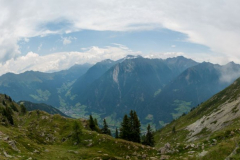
[8,140,19,152]
[142,154,147,159]
[3,151,13,158]
[160,155,170,160]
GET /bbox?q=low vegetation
[0,94,160,159]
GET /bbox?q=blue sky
[0,0,240,75]
[19,29,211,56]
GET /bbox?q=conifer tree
[20,104,27,115]
[120,110,141,142]
[72,121,82,144]
[143,124,155,146]
[115,128,119,138]
[101,119,111,135]
[120,114,130,140]
[172,126,176,134]
[94,118,98,126]
[89,115,96,131]
[132,111,141,143]
[3,107,14,125]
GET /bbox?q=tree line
[88,110,155,146]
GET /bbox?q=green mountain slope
[0,94,160,160]
[18,100,69,117]
[154,77,240,159]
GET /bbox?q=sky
[0,0,240,75]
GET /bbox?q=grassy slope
[154,78,240,159]
[0,94,159,160]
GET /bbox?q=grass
[0,93,160,159]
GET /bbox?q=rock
[199,150,208,157]
[142,154,147,159]
[132,151,137,156]
[3,136,9,141]
[190,144,195,148]
[160,155,170,160]
[33,149,40,153]
[68,150,78,154]
[87,143,93,147]
[8,140,19,152]
[158,143,171,155]
[45,149,49,152]
[159,147,167,154]
[27,157,32,160]
[126,155,130,159]
[188,151,195,154]
[3,151,12,158]
[98,151,102,153]
[165,143,171,149]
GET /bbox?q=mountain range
[1,56,240,129]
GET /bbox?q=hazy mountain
[150,61,240,127]
[0,63,91,106]
[18,100,69,117]
[70,56,198,127]
[70,59,121,99]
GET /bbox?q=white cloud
[0,45,140,75]
[1,0,240,64]
[62,36,76,45]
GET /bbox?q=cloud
[1,1,240,63]
[0,45,141,75]
[37,43,42,51]
[62,36,76,45]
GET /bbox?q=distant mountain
[0,63,91,106]
[70,59,121,100]
[18,100,69,117]
[150,61,240,127]
[69,56,198,127]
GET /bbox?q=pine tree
[172,126,176,134]
[101,119,111,135]
[143,124,155,146]
[3,107,14,125]
[72,121,82,144]
[132,111,141,143]
[115,128,119,138]
[20,104,27,115]
[89,115,96,131]
[94,118,98,126]
[120,114,130,140]
[119,110,141,142]
[10,104,18,112]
